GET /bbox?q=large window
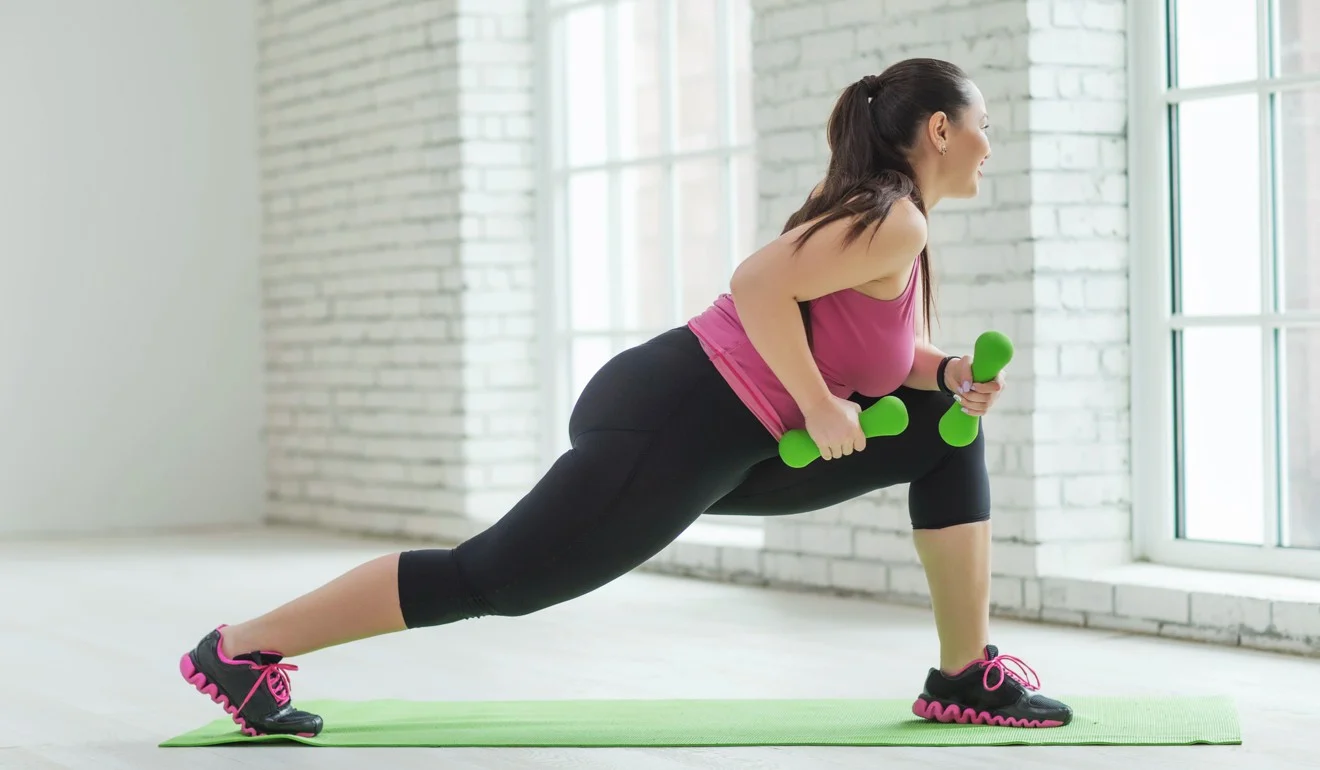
[1131,0,1320,578]
[536,0,756,461]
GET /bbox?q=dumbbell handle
[778,395,909,468]
[938,330,1014,448]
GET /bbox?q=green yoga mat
[161,696,1240,748]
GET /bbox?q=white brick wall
[748,0,1048,608]
[253,0,1319,656]
[651,0,1313,657]
[453,0,538,523]
[257,0,536,533]
[1026,0,1131,571]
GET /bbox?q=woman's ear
[925,111,950,152]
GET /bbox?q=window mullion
[605,0,623,354]
[1164,70,1320,103]
[1258,0,1280,549]
[549,0,611,18]
[660,0,679,322]
[551,144,753,178]
[1130,0,1177,560]
[717,0,736,277]
[539,5,574,465]
[1169,312,1320,328]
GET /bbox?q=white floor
[1,527,1315,769]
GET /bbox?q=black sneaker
[912,645,1073,728]
[179,626,323,737]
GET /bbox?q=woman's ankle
[217,624,257,660]
[939,644,989,675]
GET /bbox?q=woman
[179,57,1073,737]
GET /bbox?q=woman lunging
[179,57,1072,736]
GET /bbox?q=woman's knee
[907,422,991,530]
[912,508,991,530]
[396,547,500,628]
[397,537,577,628]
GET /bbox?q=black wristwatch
[936,356,960,397]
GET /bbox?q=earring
[940,144,947,155]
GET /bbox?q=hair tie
[859,74,883,100]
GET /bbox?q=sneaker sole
[912,697,1067,728]
[179,652,320,738]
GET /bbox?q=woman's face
[940,83,992,199]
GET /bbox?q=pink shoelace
[237,659,299,712]
[981,652,1042,692]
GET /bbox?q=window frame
[1129,0,1320,579]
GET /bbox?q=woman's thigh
[452,327,779,615]
[706,387,991,529]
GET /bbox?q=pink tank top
[687,262,919,439]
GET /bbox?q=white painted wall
[0,1,263,534]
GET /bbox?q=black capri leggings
[397,326,989,628]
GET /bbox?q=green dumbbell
[939,330,1014,447]
[778,395,909,468]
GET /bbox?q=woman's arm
[729,198,927,415]
[905,343,956,391]
[903,269,957,392]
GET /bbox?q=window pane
[1175,95,1261,315]
[675,0,721,152]
[621,333,655,354]
[571,336,614,406]
[618,0,663,159]
[620,164,672,329]
[1278,88,1320,311]
[552,338,572,454]
[732,0,755,143]
[1276,0,1320,77]
[1179,327,1265,545]
[733,151,758,268]
[568,172,610,331]
[1172,0,1258,88]
[1283,328,1320,548]
[677,158,729,318]
[565,5,607,168]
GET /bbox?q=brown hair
[781,58,974,341]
